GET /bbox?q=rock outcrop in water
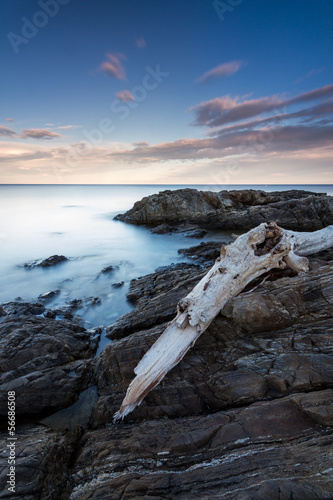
[23,254,68,269]
[115,188,333,231]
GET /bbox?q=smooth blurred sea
[0,184,332,351]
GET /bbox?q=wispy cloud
[1,82,332,184]
[192,83,333,127]
[0,150,53,162]
[294,67,325,84]
[57,124,83,130]
[101,83,333,164]
[104,123,333,163]
[196,60,243,84]
[192,95,282,127]
[21,129,62,140]
[211,101,333,137]
[0,125,17,137]
[6,118,13,122]
[288,84,333,106]
[116,90,135,102]
[100,53,126,80]
[136,36,146,48]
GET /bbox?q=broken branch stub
[114,223,333,421]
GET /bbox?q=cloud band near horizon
[192,83,333,128]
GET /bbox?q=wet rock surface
[38,289,61,301]
[150,222,207,238]
[111,281,124,289]
[0,424,83,499]
[0,304,100,419]
[100,264,119,274]
[88,258,333,498]
[106,263,206,339]
[93,264,333,425]
[68,393,333,500]
[115,188,333,231]
[178,240,223,264]
[1,237,333,498]
[23,255,68,269]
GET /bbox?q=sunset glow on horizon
[1,0,332,184]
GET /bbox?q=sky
[1,0,332,184]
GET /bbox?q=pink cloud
[192,95,283,127]
[0,125,16,137]
[212,101,333,137]
[196,60,243,84]
[6,118,13,122]
[21,129,61,140]
[57,124,83,130]
[288,83,333,106]
[100,53,126,80]
[116,90,135,102]
[192,84,333,127]
[105,122,333,163]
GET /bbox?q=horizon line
[0,183,332,187]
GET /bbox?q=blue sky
[1,0,332,184]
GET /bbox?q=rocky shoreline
[1,189,333,499]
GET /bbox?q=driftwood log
[114,222,333,420]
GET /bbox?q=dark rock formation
[178,240,224,264]
[23,254,68,269]
[68,298,83,309]
[68,392,333,499]
[1,243,333,498]
[111,281,124,288]
[115,188,333,231]
[0,300,46,318]
[38,289,61,301]
[0,424,83,499]
[106,263,205,339]
[101,264,119,274]
[90,297,102,306]
[151,222,207,238]
[0,304,100,419]
[94,263,333,425]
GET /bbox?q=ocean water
[0,184,332,352]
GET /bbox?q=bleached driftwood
[114,223,333,420]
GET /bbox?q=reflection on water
[0,184,331,331]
